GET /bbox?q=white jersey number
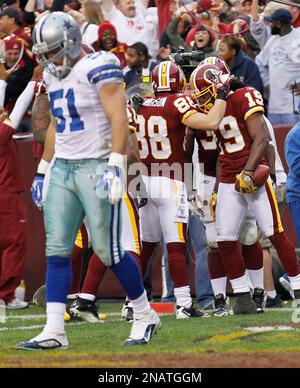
[244,90,264,108]
[219,115,245,154]
[50,88,84,133]
[135,115,172,159]
[200,131,217,151]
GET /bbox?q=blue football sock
[46,256,72,303]
[110,251,144,300]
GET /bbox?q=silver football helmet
[32,12,82,79]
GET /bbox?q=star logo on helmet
[63,20,73,30]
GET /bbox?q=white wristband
[108,152,125,170]
[37,159,50,175]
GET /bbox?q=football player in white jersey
[18,12,160,350]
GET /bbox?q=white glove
[188,191,204,217]
[99,153,125,205]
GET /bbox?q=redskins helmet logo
[203,68,219,84]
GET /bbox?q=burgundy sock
[81,253,107,295]
[208,250,226,279]
[167,242,188,288]
[218,241,245,280]
[242,241,263,270]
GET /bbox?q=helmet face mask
[34,42,72,79]
[194,84,216,113]
[33,12,82,80]
[190,64,221,113]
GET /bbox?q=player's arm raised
[183,98,227,131]
[184,82,229,131]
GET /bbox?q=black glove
[217,85,231,101]
[129,93,145,112]
[133,181,148,209]
[270,173,277,190]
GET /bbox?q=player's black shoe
[232,292,257,315]
[252,288,265,313]
[69,297,104,323]
[176,303,210,319]
[266,294,283,308]
[213,294,231,317]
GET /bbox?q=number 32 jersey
[135,93,197,180]
[216,86,265,183]
[43,52,124,160]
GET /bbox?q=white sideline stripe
[6,308,292,321]
[245,326,297,332]
[0,319,128,332]
[7,312,125,320]
[7,314,46,320]
[0,324,44,332]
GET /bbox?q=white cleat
[18,330,68,350]
[123,309,161,346]
[6,299,28,309]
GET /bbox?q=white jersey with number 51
[43,51,124,160]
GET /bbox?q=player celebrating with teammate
[189,61,300,313]
[134,60,231,318]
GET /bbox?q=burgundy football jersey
[0,120,25,193]
[135,93,197,180]
[216,87,265,183]
[194,130,218,178]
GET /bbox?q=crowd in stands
[0,0,299,124]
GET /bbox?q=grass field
[1,301,300,368]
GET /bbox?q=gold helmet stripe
[158,61,170,90]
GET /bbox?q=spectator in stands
[285,117,300,245]
[168,13,217,57]
[94,20,127,68]
[123,41,156,91]
[155,0,180,39]
[218,35,263,94]
[159,7,191,53]
[80,0,105,25]
[236,0,253,17]
[23,0,58,26]
[256,9,300,125]
[229,15,260,59]
[184,1,231,48]
[0,36,34,115]
[250,0,289,50]
[0,7,31,45]
[100,0,158,56]
[68,10,99,46]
